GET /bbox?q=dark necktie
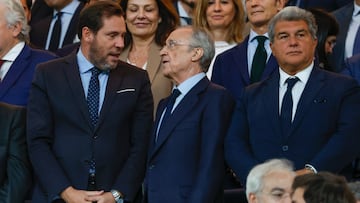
[280,77,299,137]
[49,12,63,51]
[156,89,181,141]
[251,36,268,83]
[86,68,101,191]
[87,67,101,127]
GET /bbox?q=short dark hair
[292,172,356,203]
[78,1,124,39]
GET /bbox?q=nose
[115,36,125,49]
[159,46,167,56]
[137,8,146,19]
[214,1,221,11]
[288,36,299,46]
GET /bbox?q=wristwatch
[111,190,124,203]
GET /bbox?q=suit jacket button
[282,145,289,151]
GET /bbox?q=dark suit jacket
[286,0,352,11]
[29,2,85,51]
[211,36,278,99]
[341,53,360,85]
[0,44,57,106]
[144,77,234,203]
[330,2,354,72]
[225,67,360,184]
[27,52,154,203]
[0,102,32,203]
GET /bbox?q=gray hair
[0,0,30,42]
[268,6,317,43]
[187,27,215,73]
[246,159,295,200]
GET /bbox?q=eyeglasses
[163,39,191,50]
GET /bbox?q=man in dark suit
[330,0,360,72]
[211,0,286,99]
[225,6,360,185]
[0,0,56,106]
[0,102,32,203]
[29,0,85,52]
[143,26,234,203]
[27,2,153,203]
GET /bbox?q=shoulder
[113,60,149,78]
[333,2,353,18]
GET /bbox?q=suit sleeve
[225,92,260,184]
[0,107,32,203]
[310,80,360,172]
[211,55,224,86]
[114,70,154,201]
[189,89,235,203]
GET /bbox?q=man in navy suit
[144,26,234,203]
[29,0,85,52]
[225,6,360,185]
[27,2,153,203]
[0,102,31,203]
[211,0,286,99]
[329,0,360,72]
[0,0,56,106]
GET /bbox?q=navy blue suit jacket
[286,0,352,11]
[144,77,234,203]
[225,67,360,184]
[211,36,278,99]
[342,53,360,85]
[330,2,354,72]
[0,44,56,106]
[27,52,154,203]
[29,2,84,51]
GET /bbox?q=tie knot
[91,67,102,76]
[55,11,63,18]
[286,77,299,90]
[171,88,181,99]
[255,36,267,45]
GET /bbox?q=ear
[82,27,93,42]
[276,0,286,11]
[248,193,258,203]
[191,48,204,62]
[11,22,22,38]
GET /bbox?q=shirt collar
[353,1,360,16]
[53,0,80,17]
[175,72,206,96]
[249,29,269,42]
[177,1,189,18]
[2,42,25,62]
[279,62,313,87]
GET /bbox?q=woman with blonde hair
[194,0,245,79]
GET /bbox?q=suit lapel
[261,71,283,138]
[262,55,278,80]
[62,53,93,129]
[0,45,30,99]
[63,2,84,45]
[235,37,251,85]
[149,77,209,158]
[96,62,125,130]
[289,67,325,135]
